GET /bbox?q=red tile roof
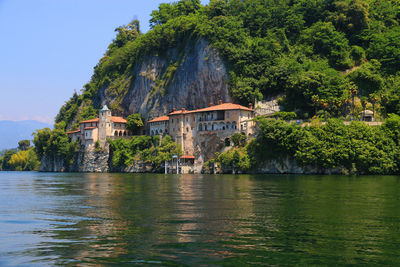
[148,116,169,123]
[84,127,97,130]
[111,116,127,123]
[79,116,127,124]
[80,118,99,124]
[194,103,253,112]
[168,103,253,115]
[66,130,80,134]
[180,155,195,159]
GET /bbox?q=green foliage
[18,140,30,151]
[32,128,77,167]
[94,140,102,152]
[347,60,384,96]
[272,111,297,121]
[300,21,352,69]
[350,45,365,65]
[1,150,15,171]
[230,132,247,147]
[150,0,201,28]
[7,148,40,171]
[56,0,400,128]
[126,113,144,135]
[250,117,400,174]
[215,146,252,173]
[107,20,140,54]
[109,135,181,170]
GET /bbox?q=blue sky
[0,0,209,123]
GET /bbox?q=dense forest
[56,0,400,128]
[209,115,400,174]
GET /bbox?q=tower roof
[101,105,110,111]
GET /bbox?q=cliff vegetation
[211,115,400,175]
[56,0,400,128]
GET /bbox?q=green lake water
[1,172,400,266]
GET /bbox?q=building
[360,110,374,122]
[67,105,129,148]
[148,116,169,136]
[148,100,255,161]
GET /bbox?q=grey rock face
[96,38,231,119]
[78,148,109,173]
[39,155,65,172]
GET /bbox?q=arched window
[115,131,118,136]
[123,131,127,136]
[119,131,122,136]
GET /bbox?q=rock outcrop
[39,155,65,172]
[75,148,110,173]
[95,38,231,120]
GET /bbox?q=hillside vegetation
[56,0,400,128]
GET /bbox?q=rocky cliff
[93,38,230,121]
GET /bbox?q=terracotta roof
[84,127,97,130]
[79,116,127,124]
[194,103,253,112]
[66,130,80,134]
[180,155,195,159]
[168,103,253,115]
[80,118,99,124]
[111,116,127,123]
[148,116,169,123]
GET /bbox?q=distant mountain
[0,120,52,150]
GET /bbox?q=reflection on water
[1,172,400,265]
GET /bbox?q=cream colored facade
[67,105,129,148]
[148,116,169,136]
[148,102,255,158]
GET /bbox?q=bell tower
[99,105,112,146]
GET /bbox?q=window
[227,112,230,118]
[186,127,189,132]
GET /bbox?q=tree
[150,0,201,28]
[32,128,52,158]
[300,21,352,69]
[18,140,30,151]
[231,133,247,147]
[1,150,15,170]
[126,114,144,135]
[107,20,141,54]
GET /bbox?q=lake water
[1,172,400,266]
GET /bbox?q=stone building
[148,116,169,136]
[148,101,255,161]
[67,105,129,148]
